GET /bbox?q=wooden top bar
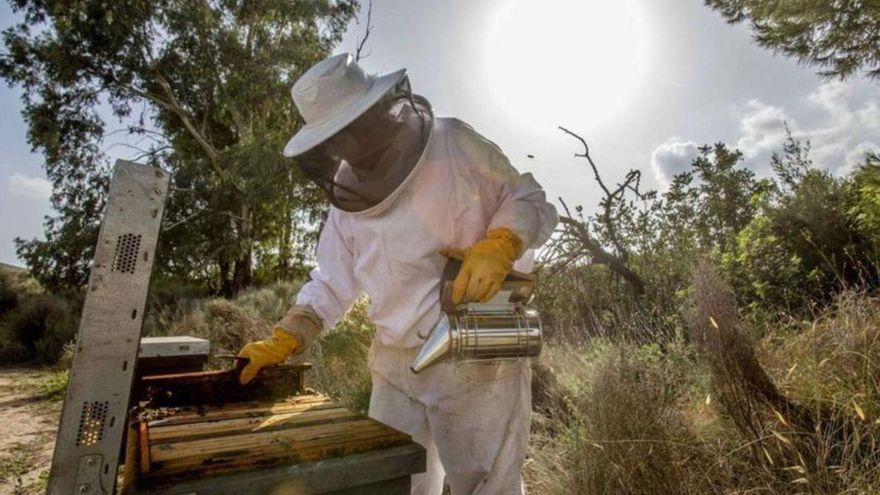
[135,394,415,489]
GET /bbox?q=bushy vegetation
[527,130,880,493]
[0,270,77,365]
[542,133,880,341]
[526,286,880,494]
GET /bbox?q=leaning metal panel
[48,161,169,495]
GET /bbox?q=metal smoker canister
[410,254,543,374]
[410,303,542,373]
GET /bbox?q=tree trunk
[278,190,293,280]
[231,203,254,294]
[218,258,232,297]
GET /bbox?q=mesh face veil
[294,77,433,213]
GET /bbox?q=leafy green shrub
[850,161,880,250]
[724,168,879,319]
[39,370,69,401]
[0,294,77,364]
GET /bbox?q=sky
[2,0,880,266]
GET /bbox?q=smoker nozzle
[410,317,452,374]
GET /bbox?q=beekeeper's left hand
[441,227,522,305]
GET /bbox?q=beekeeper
[239,53,557,495]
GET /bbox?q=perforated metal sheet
[48,161,169,494]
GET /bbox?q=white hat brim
[283,68,408,158]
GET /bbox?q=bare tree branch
[554,128,647,294]
[559,125,610,197]
[557,216,645,294]
[355,0,373,62]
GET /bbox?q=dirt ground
[0,367,62,495]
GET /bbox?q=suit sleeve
[295,210,362,330]
[482,148,559,251]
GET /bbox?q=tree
[706,0,880,80]
[722,134,880,317]
[1,0,357,294]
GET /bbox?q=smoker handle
[440,252,536,314]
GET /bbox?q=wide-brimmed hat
[283,53,407,158]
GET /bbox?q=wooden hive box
[125,394,425,495]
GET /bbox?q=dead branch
[557,215,646,294]
[355,0,373,62]
[559,125,609,197]
[554,127,647,294]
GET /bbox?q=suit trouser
[367,340,531,495]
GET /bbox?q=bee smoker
[410,254,543,374]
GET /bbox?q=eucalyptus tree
[1,0,357,294]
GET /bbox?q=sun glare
[483,0,648,133]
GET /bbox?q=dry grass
[527,263,880,494]
[685,261,880,493]
[759,291,880,492]
[527,340,707,495]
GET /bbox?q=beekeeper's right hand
[238,305,323,385]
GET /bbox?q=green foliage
[1,0,358,294]
[0,294,77,364]
[706,0,880,81]
[723,139,879,318]
[38,369,69,402]
[550,142,765,340]
[552,129,879,341]
[850,158,880,245]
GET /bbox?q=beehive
[127,394,425,494]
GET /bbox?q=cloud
[735,99,792,161]
[803,81,880,172]
[650,80,880,187]
[733,80,880,175]
[7,173,52,200]
[650,137,700,185]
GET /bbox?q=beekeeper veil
[284,53,432,212]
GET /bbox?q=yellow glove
[441,228,523,305]
[238,328,299,385]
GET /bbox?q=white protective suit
[296,116,558,495]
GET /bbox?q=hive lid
[139,336,210,358]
